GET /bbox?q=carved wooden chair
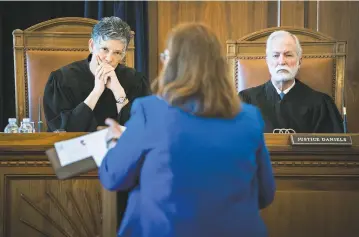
[226,27,347,115]
[13,17,135,131]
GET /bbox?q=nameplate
[290,134,352,146]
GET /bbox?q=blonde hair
[152,23,240,118]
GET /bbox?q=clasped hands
[93,55,125,98]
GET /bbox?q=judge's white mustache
[275,66,293,73]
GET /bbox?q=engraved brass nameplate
[290,134,352,146]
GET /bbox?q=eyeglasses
[95,45,126,59]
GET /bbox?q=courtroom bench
[0,133,358,237]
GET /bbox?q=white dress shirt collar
[272,79,296,95]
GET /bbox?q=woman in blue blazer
[99,23,276,237]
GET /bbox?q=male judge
[43,16,150,132]
[239,30,344,133]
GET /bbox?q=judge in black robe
[44,16,150,228]
[43,54,150,132]
[239,79,344,133]
[43,53,148,227]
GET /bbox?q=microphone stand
[342,79,348,134]
[37,97,44,132]
[343,107,347,134]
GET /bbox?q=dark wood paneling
[153,1,359,132]
[267,1,279,28]
[263,178,359,237]
[318,2,359,133]
[148,1,158,82]
[280,1,305,27]
[5,174,101,237]
[157,1,273,57]
[0,133,104,237]
[1,133,359,237]
[306,1,318,30]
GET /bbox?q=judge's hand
[93,59,107,95]
[105,118,124,149]
[96,56,126,99]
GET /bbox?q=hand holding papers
[54,128,110,168]
[47,125,126,180]
[104,118,126,149]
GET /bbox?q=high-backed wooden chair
[227,27,346,115]
[13,17,135,131]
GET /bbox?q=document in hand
[46,126,126,180]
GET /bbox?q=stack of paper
[47,126,126,180]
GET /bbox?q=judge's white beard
[270,63,299,82]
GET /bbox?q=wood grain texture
[153,1,359,133]
[317,1,359,133]
[1,133,359,237]
[148,1,158,82]
[6,176,101,237]
[0,133,112,237]
[1,133,358,152]
[306,0,318,30]
[280,0,305,27]
[262,178,359,237]
[267,1,279,28]
[157,1,271,57]
[0,132,86,151]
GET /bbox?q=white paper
[85,128,109,167]
[54,134,93,167]
[54,126,127,167]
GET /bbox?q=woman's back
[99,23,275,237]
[135,95,275,237]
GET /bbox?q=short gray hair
[266,30,302,58]
[91,16,131,50]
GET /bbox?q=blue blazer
[99,95,276,237]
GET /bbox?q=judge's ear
[88,38,94,53]
[298,57,302,67]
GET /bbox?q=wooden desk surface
[0,132,358,148]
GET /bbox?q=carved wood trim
[332,58,337,101]
[4,174,101,237]
[2,159,359,168]
[19,191,102,237]
[0,160,50,167]
[234,26,336,42]
[272,160,359,167]
[24,48,89,51]
[237,55,336,59]
[234,58,239,92]
[23,17,98,32]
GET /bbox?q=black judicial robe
[239,79,344,133]
[43,54,150,132]
[43,55,150,227]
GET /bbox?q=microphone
[37,96,44,132]
[343,106,347,133]
[342,81,348,133]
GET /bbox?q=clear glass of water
[30,122,35,133]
